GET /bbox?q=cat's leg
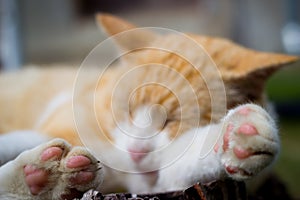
[0,138,103,200]
[217,103,279,180]
[154,124,224,192]
[0,131,49,166]
[155,103,279,192]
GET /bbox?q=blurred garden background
[1,0,300,198]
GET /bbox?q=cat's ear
[96,13,158,50]
[196,36,299,80]
[196,36,299,105]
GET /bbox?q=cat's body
[0,14,298,199]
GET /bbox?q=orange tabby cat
[0,14,298,199]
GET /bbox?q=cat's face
[95,14,298,169]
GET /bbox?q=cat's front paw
[215,104,279,180]
[1,139,103,200]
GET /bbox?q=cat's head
[96,14,299,124]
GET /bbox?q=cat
[0,14,298,200]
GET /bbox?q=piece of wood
[77,179,247,200]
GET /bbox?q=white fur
[150,125,224,192]
[0,131,49,166]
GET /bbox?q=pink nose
[127,148,148,163]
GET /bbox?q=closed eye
[163,118,174,128]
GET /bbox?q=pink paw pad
[66,156,91,168]
[237,123,258,136]
[225,165,239,174]
[233,146,252,159]
[41,147,63,161]
[70,171,94,184]
[24,165,48,195]
[223,124,234,151]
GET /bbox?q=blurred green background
[267,63,300,197]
